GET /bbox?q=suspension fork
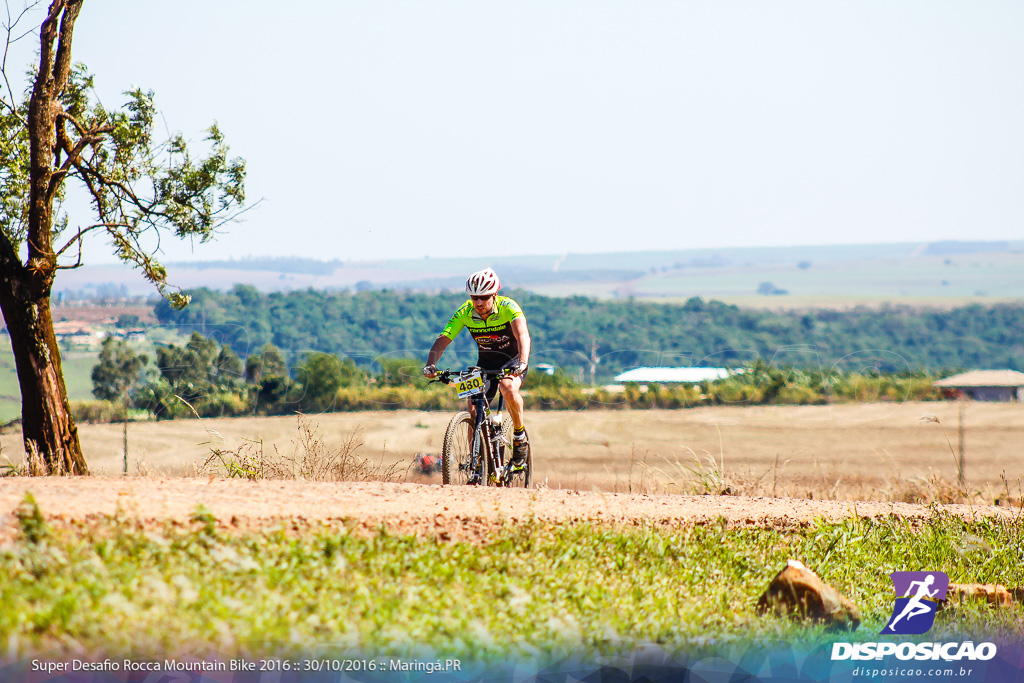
[470,396,489,472]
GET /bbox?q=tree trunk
[0,0,88,474]
[0,248,88,475]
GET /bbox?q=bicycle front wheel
[442,411,479,485]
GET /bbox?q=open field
[5,401,1022,502]
[529,252,1024,304]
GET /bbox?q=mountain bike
[432,367,532,488]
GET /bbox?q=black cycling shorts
[480,358,527,404]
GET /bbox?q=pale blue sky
[7,1,1024,263]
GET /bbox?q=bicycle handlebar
[430,367,513,385]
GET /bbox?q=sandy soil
[0,478,1014,543]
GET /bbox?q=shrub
[193,392,250,417]
[71,400,128,423]
[775,385,824,405]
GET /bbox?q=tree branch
[1,3,41,126]
[54,222,106,258]
[0,221,25,272]
[35,0,64,87]
[75,157,112,223]
[74,155,173,223]
[51,0,81,94]
[56,110,111,138]
[54,237,82,269]
[51,118,113,199]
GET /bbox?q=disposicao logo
[831,570,997,663]
[884,571,949,635]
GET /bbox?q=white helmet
[466,267,500,296]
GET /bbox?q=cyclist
[423,267,532,465]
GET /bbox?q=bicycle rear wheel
[441,411,479,485]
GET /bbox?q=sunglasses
[471,295,493,301]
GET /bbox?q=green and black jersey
[440,296,525,369]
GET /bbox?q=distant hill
[48,240,1024,308]
[166,256,345,275]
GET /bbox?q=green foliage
[72,327,949,423]
[333,385,458,412]
[133,377,189,420]
[133,332,246,417]
[0,92,30,246]
[192,391,249,418]
[0,513,1021,658]
[154,289,1024,381]
[13,494,47,545]
[71,400,129,424]
[90,337,148,401]
[2,63,245,307]
[244,343,288,383]
[153,332,243,400]
[243,343,294,415]
[528,368,580,390]
[374,356,423,388]
[293,353,357,412]
[0,3,244,472]
[519,369,941,411]
[250,376,293,415]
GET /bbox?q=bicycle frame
[436,368,514,485]
[468,386,509,482]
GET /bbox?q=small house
[52,320,107,348]
[932,370,1024,402]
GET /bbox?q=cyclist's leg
[500,374,530,466]
[497,376,524,430]
[498,375,525,430]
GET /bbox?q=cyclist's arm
[511,316,531,366]
[426,335,452,368]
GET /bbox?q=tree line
[85,333,946,423]
[154,286,1024,379]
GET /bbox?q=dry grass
[0,456,27,477]
[606,450,1024,507]
[195,415,404,482]
[3,400,1023,504]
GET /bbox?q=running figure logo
[884,571,949,635]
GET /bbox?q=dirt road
[0,478,1012,542]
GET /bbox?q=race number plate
[455,370,485,398]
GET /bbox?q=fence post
[123,387,129,476]
[957,398,966,491]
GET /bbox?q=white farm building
[613,367,735,384]
[932,370,1024,402]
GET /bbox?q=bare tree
[0,0,246,473]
